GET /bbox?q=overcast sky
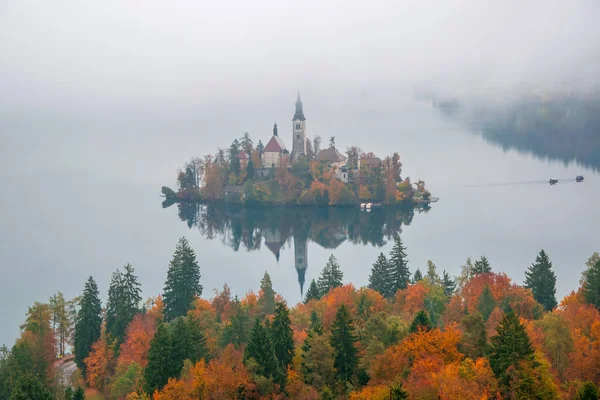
[1,0,599,119]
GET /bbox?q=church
[261,92,308,168]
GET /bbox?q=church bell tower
[291,91,307,161]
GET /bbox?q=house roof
[264,135,286,153]
[238,150,249,160]
[316,147,347,163]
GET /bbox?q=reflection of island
[167,202,426,295]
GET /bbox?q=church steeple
[293,91,306,121]
[273,122,278,136]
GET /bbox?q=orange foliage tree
[117,313,157,368]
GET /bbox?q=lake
[1,91,598,346]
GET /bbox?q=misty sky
[1,0,599,120]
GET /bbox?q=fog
[1,0,599,121]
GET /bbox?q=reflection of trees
[170,203,417,253]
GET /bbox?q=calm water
[1,92,598,346]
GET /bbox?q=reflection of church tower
[294,235,308,296]
[264,228,285,262]
[291,91,307,161]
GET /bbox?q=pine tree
[258,272,276,315]
[171,316,209,374]
[368,253,390,297]
[221,298,251,348]
[489,308,535,388]
[442,270,456,297]
[478,285,496,322]
[106,264,142,344]
[412,268,423,283]
[9,375,54,400]
[74,277,102,375]
[473,256,492,274]
[390,383,409,399]
[317,255,344,297]
[330,305,358,382]
[524,250,557,311]
[163,237,203,321]
[144,323,177,394]
[388,237,410,295]
[425,260,440,283]
[582,257,600,310]
[576,381,599,400]
[409,310,431,333]
[244,318,280,381]
[304,279,321,304]
[73,387,85,400]
[271,302,295,372]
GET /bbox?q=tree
[329,136,335,149]
[306,138,314,159]
[368,253,391,298]
[144,323,177,394]
[576,381,599,400]
[271,302,295,372]
[163,237,203,321]
[489,308,535,388]
[228,139,241,175]
[244,318,280,382]
[478,285,496,322]
[459,313,488,358]
[412,268,423,283]
[9,375,54,400]
[582,256,600,310]
[246,159,255,180]
[240,132,253,154]
[221,298,251,348]
[84,332,116,391]
[302,333,335,391]
[330,305,358,382]
[523,250,557,311]
[258,272,276,315]
[106,264,142,345]
[409,310,431,333]
[185,156,204,188]
[391,152,402,181]
[171,316,209,374]
[304,279,321,304]
[442,270,456,297]
[313,136,322,155]
[73,387,85,400]
[75,277,102,375]
[317,255,344,297]
[425,260,440,284]
[49,292,71,357]
[388,237,410,295]
[473,256,492,274]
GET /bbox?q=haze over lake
[1,91,598,346]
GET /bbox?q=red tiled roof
[264,135,286,152]
[238,150,248,160]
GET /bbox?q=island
[162,93,434,207]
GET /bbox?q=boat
[576,175,584,182]
[549,179,558,185]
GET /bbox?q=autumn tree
[412,268,423,283]
[582,255,600,310]
[244,318,281,383]
[85,331,116,391]
[304,279,321,304]
[49,292,71,358]
[388,237,410,295]
[75,276,102,376]
[318,255,344,297]
[459,313,488,358]
[258,272,276,316]
[524,250,557,311]
[163,237,203,321]
[330,305,358,383]
[369,253,391,298]
[271,302,295,373]
[106,263,142,345]
[473,256,492,274]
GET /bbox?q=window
[296,134,300,138]
[295,123,300,129]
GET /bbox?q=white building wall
[262,151,281,168]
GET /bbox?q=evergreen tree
[73,387,85,400]
[304,279,321,304]
[258,272,276,315]
[412,268,423,283]
[478,285,496,322]
[171,316,209,373]
[409,310,431,333]
[425,260,440,283]
[74,277,102,375]
[246,159,255,180]
[388,237,410,295]
[473,256,492,274]
[144,323,177,394]
[390,383,409,399]
[582,258,600,310]
[240,132,254,154]
[228,139,241,175]
[256,139,264,154]
[163,237,203,321]
[442,270,456,297]
[317,255,344,297]
[244,318,280,381]
[221,299,251,348]
[576,381,599,400]
[489,308,535,388]
[368,253,390,297]
[271,302,295,372]
[9,375,54,400]
[524,250,558,311]
[460,313,488,358]
[330,305,358,382]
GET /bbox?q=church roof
[264,135,286,153]
[293,91,306,121]
[316,147,347,163]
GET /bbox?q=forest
[162,133,431,207]
[2,238,600,400]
